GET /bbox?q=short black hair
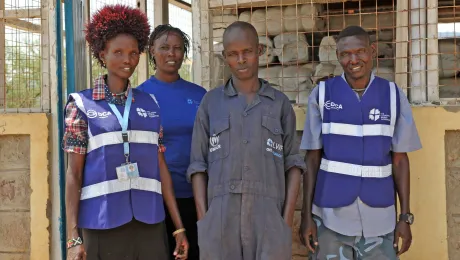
[85,4,150,67]
[223,21,259,46]
[336,25,370,44]
[148,24,191,66]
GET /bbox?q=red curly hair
[85,4,150,67]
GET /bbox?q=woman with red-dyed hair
[62,5,188,260]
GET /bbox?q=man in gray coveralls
[187,21,306,260]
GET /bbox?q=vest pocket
[262,115,284,162]
[208,118,230,162]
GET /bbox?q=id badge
[116,164,129,181]
[116,162,139,180]
[125,162,139,179]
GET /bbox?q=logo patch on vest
[87,110,112,119]
[137,107,159,118]
[266,138,283,158]
[369,108,390,121]
[324,100,343,110]
[209,135,221,152]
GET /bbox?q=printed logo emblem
[369,108,380,121]
[209,135,221,152]
[266,138,283,158]
[369,108,390,121]
[87,110,97,118]
[137,108,148,118]
[137,107,159,118]
[187,98,201,108]
[324,100,343,110]
[87,109,111,119]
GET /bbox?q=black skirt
[82,219,169,260]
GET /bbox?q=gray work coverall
[187,79,306,260]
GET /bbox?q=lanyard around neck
[107,89,133,163]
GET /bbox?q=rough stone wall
[445,130,460,260]
[0,135,31,260]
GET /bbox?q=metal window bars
[1,0,50,112]
[194,0,460,105]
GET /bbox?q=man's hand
[283,214,293,228]
[392,152,412,257]
[299,215,318,254]
[394,220,412,256]
[67,245,86,260]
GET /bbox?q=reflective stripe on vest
[320,158,392,178]
[322,122,394,137]
[71,92,86,114]
[80,177,162,200]
[70,93,93,137]
[87,130,159,153]
[318,80,397,178]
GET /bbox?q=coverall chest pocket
[261,115,284,162]
[208,118,230,163]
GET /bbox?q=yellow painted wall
[0,114,50,260]
[405,107,454,260]
[294,106,458,259]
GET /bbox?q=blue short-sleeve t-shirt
[137,76,207,198]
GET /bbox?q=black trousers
[82,219,169,260]
[164,197,199,260]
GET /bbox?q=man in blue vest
[299,25,422,259]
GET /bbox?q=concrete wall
[291,106,460,260]
[0,135,31,260]
[445,130,460,260]
[0,114,50,260]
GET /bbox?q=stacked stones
[209,4,417,105]
[238,4,324,104]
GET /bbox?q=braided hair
[148,24,191,67]
[85,4,150,67]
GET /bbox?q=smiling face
[150,32,185,75]
[99,33,140,80]
[336,35,375,82]
[222,27,263,81]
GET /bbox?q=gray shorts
[310,216,399,260]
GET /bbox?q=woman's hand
[173,232,189,260]
[67,245,86,260]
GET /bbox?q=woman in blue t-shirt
[137,24,206,260]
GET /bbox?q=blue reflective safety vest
[68,89,165,229]
[314,76,400,208]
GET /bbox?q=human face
[222,29,263,81]
[150,32,185,75]
[336,35,375,82]
[99,33,140,80]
